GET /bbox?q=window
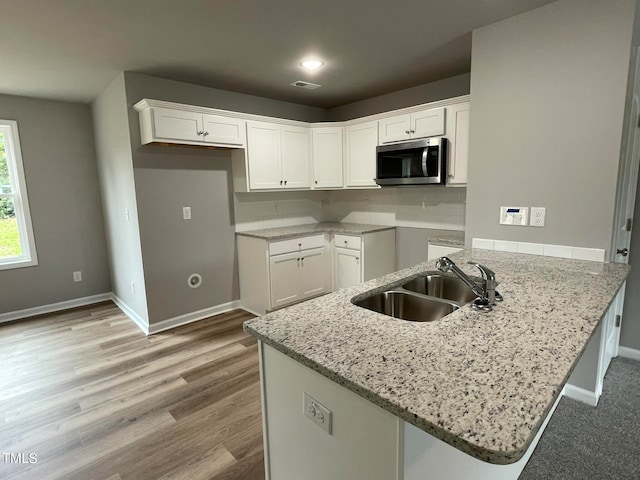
[0,119,37,269]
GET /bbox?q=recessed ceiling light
[300,59,324,70]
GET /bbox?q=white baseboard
[0,293,112,324]
[110,293,149,335]
[618,346,640,361]
[563,383,600,406]
[148,300,242,335]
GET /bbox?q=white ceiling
[1,0,557,108]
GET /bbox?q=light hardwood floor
[0,302,264,480]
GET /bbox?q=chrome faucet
[435,257,502,312]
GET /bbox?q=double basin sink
[352,273,480,322]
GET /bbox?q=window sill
[0,256,39,271]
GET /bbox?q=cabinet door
[151,107,203,142]
[335,247,362,289]
[345,121,378,187]
[299,248,327,299]
[281,125,311,189]
[411,108,445,139]
[202,115,246,147]
[445,103,470,185]
[269,252,301,309]
[247,121,282,190]
[312,127,344,189]
[378,114,411,144]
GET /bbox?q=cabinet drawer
[334,234,362,251]
[269,234,325,256]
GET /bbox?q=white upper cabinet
[445,102,470,185]
[378,107,445,144]
[141,106,246,147]
[247,121,281,190]
[312,127,344,189]
[201,114,246,146]
[345,121,378,188]
[246,120,311,190]
[280,125,312,189]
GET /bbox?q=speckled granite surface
[428,231,465,247]
[236,222,395,240]
[244,249,629,465]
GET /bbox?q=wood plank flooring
[0,302,264,480]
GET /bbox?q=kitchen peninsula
[244,249,629,480]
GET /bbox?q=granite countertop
[244,249,629,464]
[427,230,465,247]
[236,222,395,240]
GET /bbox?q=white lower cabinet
[333,230,396,290]
[269,252,301,308]
[238,228,396,314]
[260,342,557,480]
[335,248,361,289]
[270,248,326,309]
[238,234,329,315]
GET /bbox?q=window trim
[0,119,38,270]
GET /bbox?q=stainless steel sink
[353,291,459,322]
[401,274,479,304]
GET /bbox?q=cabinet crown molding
[132,95,471,128]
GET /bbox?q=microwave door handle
[422,148,428,177]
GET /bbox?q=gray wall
[123,73,330,324]
[0,94,110,313]
[465,0,634,254]
[92,74,149,323]
[124,72,327,123]
[328,73,470,121]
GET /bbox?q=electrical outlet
[73,271,82,282]
[303,392,332,434]
[182,207,192,220]
[530,207,546,227]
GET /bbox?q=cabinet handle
[301,257,304,267]
[280,180,283,185]
[344,240,348,244]
[284,180,288,185]
[405,130,410,134]
[298,243,302,247]
[315,180,318,184]
[203,131,209,137]
[356,257,360,264]
[410,129,415,134]
[197,130,204,135]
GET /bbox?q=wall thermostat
[500,206,529,226]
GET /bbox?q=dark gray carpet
[519,357,640,480]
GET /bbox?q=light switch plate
[182,206,192,220]
[500,206,528,226]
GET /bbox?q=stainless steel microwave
[375,137,447,186]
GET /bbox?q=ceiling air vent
[290,80,321,90]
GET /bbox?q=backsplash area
[323,187,466,230]
[234,187,466,232]
[234,191,325,232]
